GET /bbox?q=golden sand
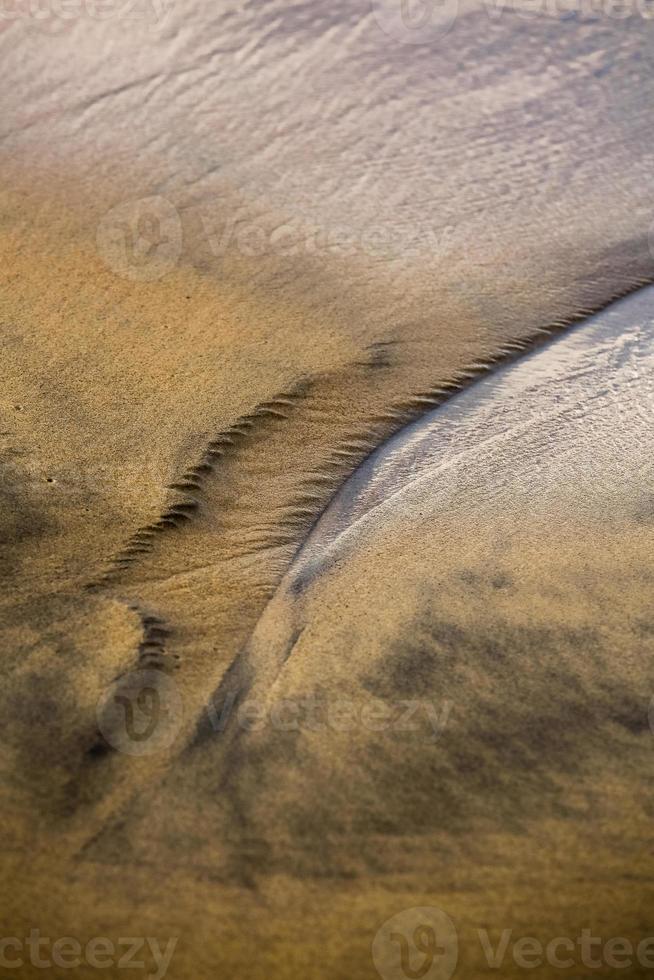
[2,5,654,976]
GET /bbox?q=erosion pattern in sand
[1,1,653,977]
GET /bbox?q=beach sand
[1,2,654,976]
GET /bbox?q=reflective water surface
[298,284,654,572]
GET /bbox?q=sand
[1,1,654,977]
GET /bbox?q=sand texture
[1,2,654,977]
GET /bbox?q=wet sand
[1,2,654,977]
